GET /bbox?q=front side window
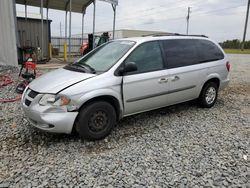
[124,41,164,74]
[73,40,135,72]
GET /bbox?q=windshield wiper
[75,63,96,74]
[64,64,86,73]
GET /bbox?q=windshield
[74,40,135,72]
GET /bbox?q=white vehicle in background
[21,34,230,140]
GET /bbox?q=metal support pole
[41,0,44,59]
[64,11,68,62]
[93,0,96,49]
[46,8,49,37]
[47,8,52,59]
[112,4,116,40]
[69,0,72,56]
[241,0,250,51]
[25,1,27,46]
[65,11,68,41]
[82,10,85,43]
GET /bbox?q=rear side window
[161,39,198,69]
[195,40,224,63]
[125,41,164,74]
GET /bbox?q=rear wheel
[75,101,116,140]
[199,82,218,108]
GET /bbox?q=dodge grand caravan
[21,34,230,140]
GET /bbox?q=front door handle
[171,76,180,82]
[158,78,168,84]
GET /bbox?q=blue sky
[16,0,249,42]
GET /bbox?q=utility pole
[241,0,250,51]
[186,7,191,35]
[112,4,117,40]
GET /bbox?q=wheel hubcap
[205,87,216,104]
[88,111,108,132]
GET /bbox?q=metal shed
[16,12,52,58]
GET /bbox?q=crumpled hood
[29,68,95,93]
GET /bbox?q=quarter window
[124,41,164,74]
[195,39,224,63]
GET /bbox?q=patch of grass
[223,48,250,54]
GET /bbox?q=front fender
[78,88,123,115]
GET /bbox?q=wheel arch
[79,95,122,120]
[200,76,220,97]
[204,77,220,87]
[77,89,123,121]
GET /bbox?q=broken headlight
[39,94,77,111]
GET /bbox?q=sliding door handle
[158,78,168,83]
[171,76,180,81]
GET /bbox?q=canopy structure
[15,0,93,13]
[15,0,118,61]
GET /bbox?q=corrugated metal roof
[15,0,93,13]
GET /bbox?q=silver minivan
[21,35,230,140]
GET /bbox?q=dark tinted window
[162,39,198,69]
[125,41,164,74]
[195,39,224,63]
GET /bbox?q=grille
[24,88,39,107]
[28,90,39,98]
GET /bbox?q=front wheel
[75,101,116,140]
[199,82,218,108]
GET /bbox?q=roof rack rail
[174,33,208,38]
[142,33,171,37]
[143,33,208,38]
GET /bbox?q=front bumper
[21,89,78,134]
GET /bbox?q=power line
[56,2,246,34]
[95,0,191,18]
[96,1,245,29]
[193,4,245,17]
[126,4,246,28]
[93,0,203,25]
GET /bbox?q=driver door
[122,41,169,115]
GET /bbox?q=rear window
[161,39,224,69]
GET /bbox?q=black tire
[199,82,218,108]
[75,101,116,140]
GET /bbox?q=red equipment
[16,59,37,94]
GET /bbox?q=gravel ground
[0,54,249,187]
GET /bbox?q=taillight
[226,61,230,72]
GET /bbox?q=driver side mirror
[119,62,137,75]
